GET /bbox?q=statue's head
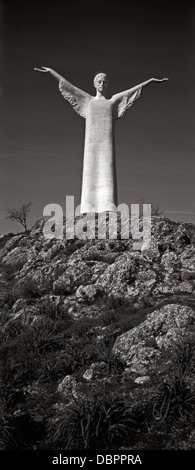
[93,72,108,95]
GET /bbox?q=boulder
[112,304,195,372]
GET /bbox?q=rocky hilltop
[0,215,195,450]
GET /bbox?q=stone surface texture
[0,215,195,450]
[59,78,141,212]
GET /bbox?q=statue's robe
[59,78,142,213]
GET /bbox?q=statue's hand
[34,66,51,73]
[153,77,169,82]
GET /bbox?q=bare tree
[140,198,164,217]
[6,203,32,233]
[150,202,164,217]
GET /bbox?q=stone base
[80,201,117,213]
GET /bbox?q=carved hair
[93,72,108,87]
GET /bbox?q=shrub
[0,286,16,309]
[15,277,41,302]
[38,298,72,323]
[153,375,195,422]
[0,261,28,309]
[47,385,139,450]
[152,335,195,423]
[172,335,195,376]
[0,411,45,449]
[0,410,18,450]
[37,350,77,382]
[14,274,55,303]
[0,260,27,281]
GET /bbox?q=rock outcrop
[0,215,195,450]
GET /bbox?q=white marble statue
[34,66,168,213]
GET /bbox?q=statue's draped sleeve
[59,78,92,118]
[111,86,142,119]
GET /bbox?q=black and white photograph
[0,0,194,465]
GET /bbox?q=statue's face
[94,73,108,94]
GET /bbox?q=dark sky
[0,0,194,233]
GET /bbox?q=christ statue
[34,66,168,213]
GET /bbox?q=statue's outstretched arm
[34,66,92,118]
[34,66,64,80]
[124,77,168,94]
[111,77,168,119]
